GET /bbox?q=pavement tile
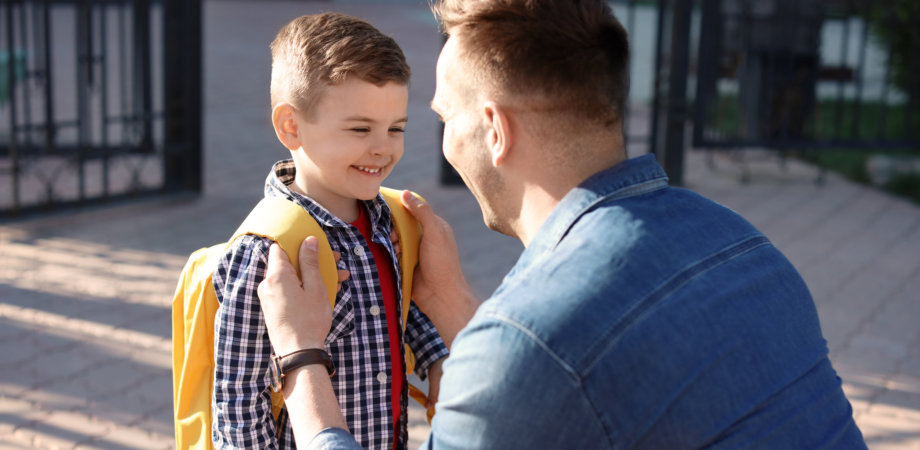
[858,411,920,450]
[82,396,148,434]
[77,423,174,450]
[872,388,920,422]
[0,437,36,449]
[841,335,909,371]
[901,355,920,379]
[16,409,111,450]
[863,298,920,346]
[20,349,113,392]
[80,359,162,399]
[407,402,430,449]
[0,396,49,438]
[0,332,42,371]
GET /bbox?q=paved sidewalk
[1,1,919,448]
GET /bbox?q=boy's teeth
[356,166,381,174]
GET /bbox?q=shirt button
[353,245,365,257]
[369,305,381,316]
[377,372,387,384]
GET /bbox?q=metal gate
[0,0,201,219]
[693,0,920,151]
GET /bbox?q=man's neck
[516,185,563,247]
[514,146,624,247]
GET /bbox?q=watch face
[269,354,284,393]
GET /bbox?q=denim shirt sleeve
[304,427,363,450]
[421,314,609,450]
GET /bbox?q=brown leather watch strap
[279,348,335,377]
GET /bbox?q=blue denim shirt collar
[508,154,669,280]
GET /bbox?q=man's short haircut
[270,12,410,116]
[433,0,629,126]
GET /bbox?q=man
[257,0,867,448]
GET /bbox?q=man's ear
[484,101,513,167]
[272,103,301,151]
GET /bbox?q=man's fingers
[400,190,434,227]
[266,243,294,277]
[267,242,284,266]
[337,269,350,284]
[298,236,322,285]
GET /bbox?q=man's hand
[257,236,348,355]
[426,357,445,411]
[400,191,480,348]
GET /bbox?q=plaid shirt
[212,160,449,449]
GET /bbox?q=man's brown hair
[433,0,629,127]
[270,12,410,116]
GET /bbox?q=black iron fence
[0,0,200,218]
[693,0,920,151]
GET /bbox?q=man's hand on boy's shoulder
[258,237,350,356]
[399,191,480,349]
[426,357,445,411]
[389,228,401,260]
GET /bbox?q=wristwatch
[269,349,336,393]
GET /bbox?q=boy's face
[284,79,409,219]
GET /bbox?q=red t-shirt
[350,204,404,449]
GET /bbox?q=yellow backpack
[171,187,431,449]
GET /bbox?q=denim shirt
[308,154,866,449]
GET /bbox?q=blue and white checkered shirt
[212,160,449,449]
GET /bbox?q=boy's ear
[483,101,513,167]
[272,103,301,151]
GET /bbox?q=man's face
[432,37,510,235]
[291,78,408,215]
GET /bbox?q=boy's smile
[274,78,409,222]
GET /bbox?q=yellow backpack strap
[230,197,338,308]
[229,197,338,426]
[380,188,435,422]
[379,187,422,334]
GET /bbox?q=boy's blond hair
[270,12,410,117]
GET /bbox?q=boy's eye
[350,127,371,133]
[389,127,405,133]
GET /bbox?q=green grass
[706,95,920,141]
[800,150,873,184]
[882,173,920,204]
[800,150,920,205]
[811,99,920,141]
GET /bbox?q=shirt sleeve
[404,300,450,379]
[305,427,363,450]
[420,316,607,450]
[212,235,279,449]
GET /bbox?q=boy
[211,13,448,449]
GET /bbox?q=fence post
[162,0,203,192]
[653,0,691,186]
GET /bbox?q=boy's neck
[289,176,361,223]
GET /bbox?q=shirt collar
[512,154,669,273]
[265,159,391,231]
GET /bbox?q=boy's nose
[369,138,392,156]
